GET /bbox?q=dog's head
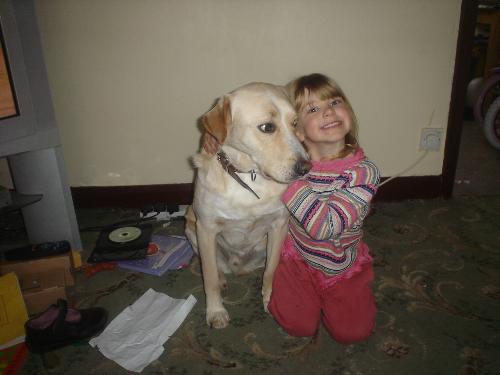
[202,82,310,184]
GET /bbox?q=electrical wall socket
[419,128,443,151]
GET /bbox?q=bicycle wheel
[473,71,500,126]
[483,96,500,150]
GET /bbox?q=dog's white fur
[185,82,309,328]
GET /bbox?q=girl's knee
[269,297,320,337]
[326,321,375,344]
[323,312,375,344]
[321,296,376,344]
[277,315,320,337]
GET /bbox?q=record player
[87,223,153,263]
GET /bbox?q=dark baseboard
[375,175,442,201]
[71,175,442,208]
[71,183,194,208]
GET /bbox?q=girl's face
[296,92,352,161]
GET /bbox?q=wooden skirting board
[71,175,443,209]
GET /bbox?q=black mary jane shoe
[25,299,107,354]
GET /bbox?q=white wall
[1,0,462,187]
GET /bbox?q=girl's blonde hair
[287,73,359,159]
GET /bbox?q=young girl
[267,73,380,344]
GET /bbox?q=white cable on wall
[377,150,430,188]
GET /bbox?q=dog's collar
[217,150,260,199]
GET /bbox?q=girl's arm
[282,161,379,241]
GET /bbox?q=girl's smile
[321,120,343,130]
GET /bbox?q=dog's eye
[292,118,298,128]
[258,122,276,133]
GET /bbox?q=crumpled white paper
[89,288,196,373]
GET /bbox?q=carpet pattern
[20,196,500,374]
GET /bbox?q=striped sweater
[282,148,379,277]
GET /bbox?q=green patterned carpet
[20,196,500,374]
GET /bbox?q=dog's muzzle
[293,159,312,177]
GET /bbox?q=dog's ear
[201,96,231,144]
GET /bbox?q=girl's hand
[202,132,220,155]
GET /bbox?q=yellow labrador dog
[185,82,310,329]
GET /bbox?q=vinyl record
[108,226,142,243]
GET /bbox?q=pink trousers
[268,255,376,344]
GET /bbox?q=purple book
[117,234,193,276]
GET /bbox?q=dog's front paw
[206,307,230,329]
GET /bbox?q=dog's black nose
[294,159,312,177]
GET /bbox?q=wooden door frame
[442,0,478,198]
